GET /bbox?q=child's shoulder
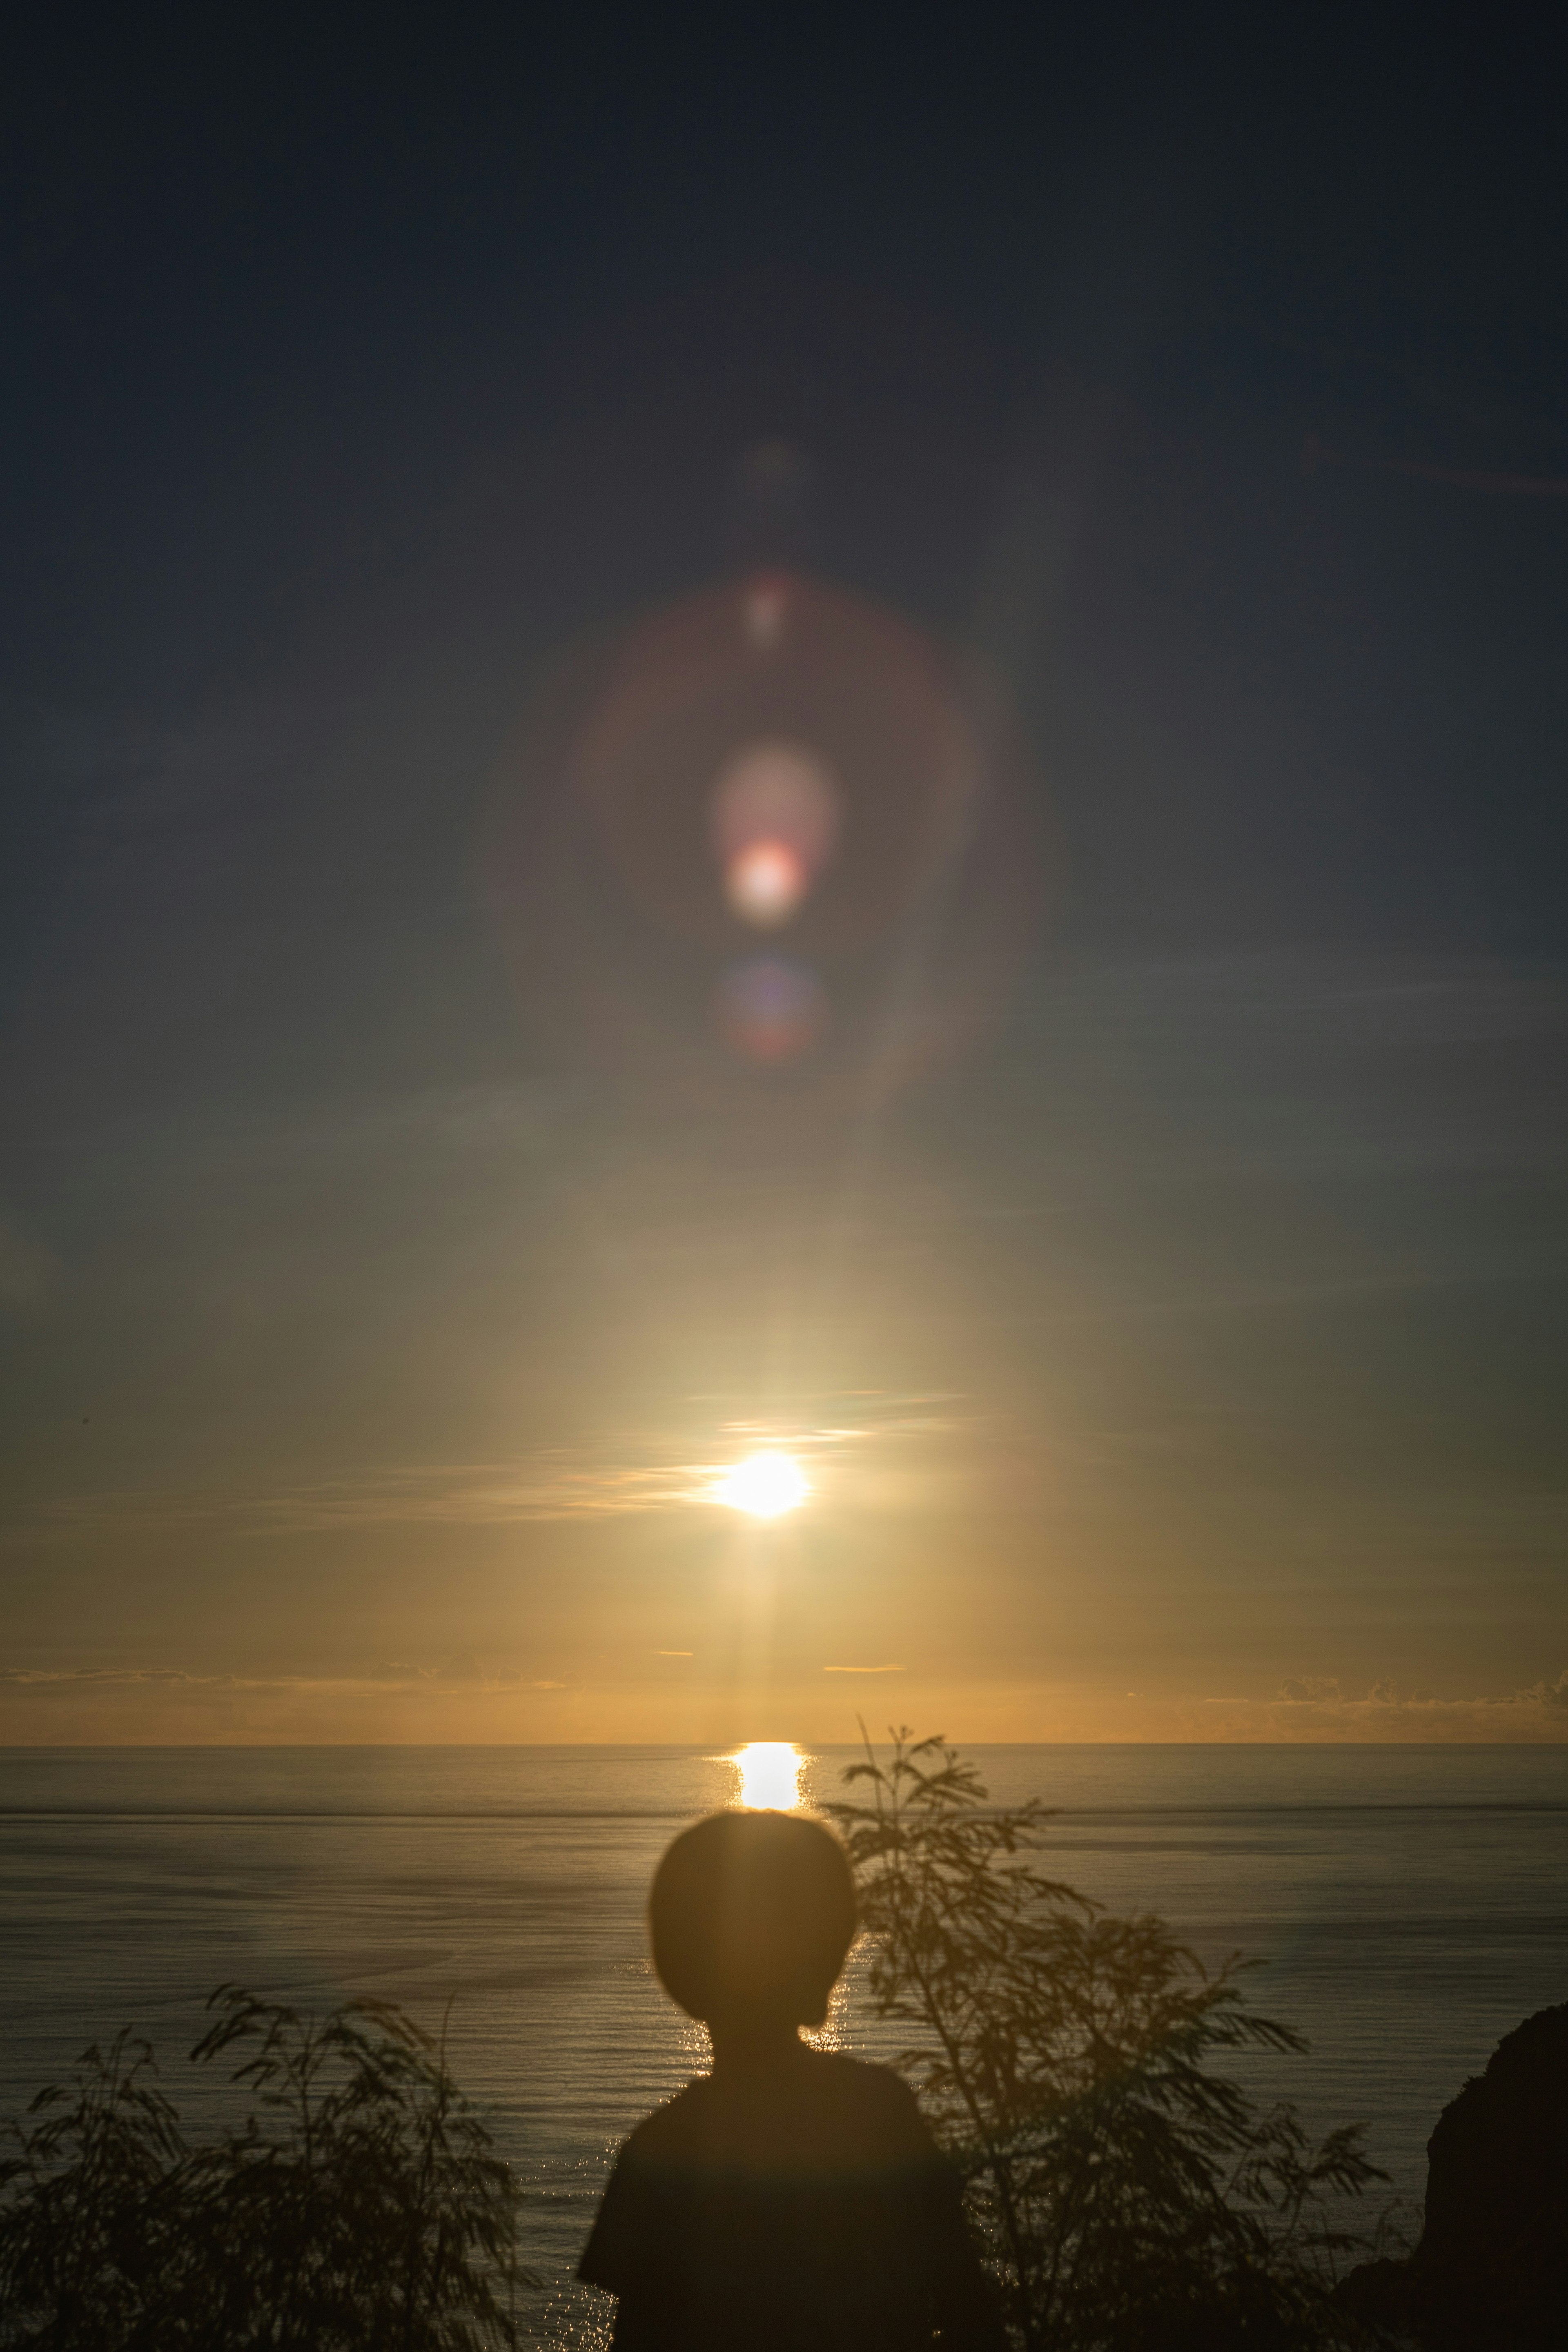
[802,2053,923,2119]
[628,2054,925,2165]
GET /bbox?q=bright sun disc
[713,1453,809,1517]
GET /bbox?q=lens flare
[713,1453,810,1517]
[490,566,1036,1107]
[724,837,806,925]
[742,576,789,650]
[717,957,826,1062]
[732,1741,804,1809]
[712,740,839,930]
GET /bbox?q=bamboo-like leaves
[0,1987,536,2350]
[826,1729,1393,2352]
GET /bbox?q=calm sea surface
[2,1744,1565,2341]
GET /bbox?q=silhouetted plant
[0,2029,187,2349]
[826,1730,1393,2352]
[0,1985,535,2350]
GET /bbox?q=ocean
[2,1743,1564,2342]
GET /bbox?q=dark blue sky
[2,3,1566,1740]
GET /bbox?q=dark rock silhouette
[1340,2000,1568,2349]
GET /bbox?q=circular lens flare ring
[712,1453,811,1517]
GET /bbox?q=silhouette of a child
[579,1808,1004,2349]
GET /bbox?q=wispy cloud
[363,1655,564,1690]
[263,1459,711,1530]
[1198,1668,1568,1734]
[7,1456,732,1541]
[0,1666,284,1691]
[0,1660,567,1697]
[1276,1669,1568,1714]
[823,1664,906,1673]
[8,1395,969,1545]
[5,1454,724,1543]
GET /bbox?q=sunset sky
[3,10,1566,1742]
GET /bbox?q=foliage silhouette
[0,1985,535,2351]
[824,1730,1394,2352]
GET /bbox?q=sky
[2,6,1566,1743]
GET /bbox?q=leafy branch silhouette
[0,1985,535,2350]
[825,1728,1394,2352]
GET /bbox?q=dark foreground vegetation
[0,1988,535,2349]
[827,1733,1393,2352]
[3,1735,1557,2350]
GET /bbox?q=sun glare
[713,1452,809,1517]
[733,1742,804,1809]
[725,836,806,926]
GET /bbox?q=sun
[713,1453,810,1518]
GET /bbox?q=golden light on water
[712,1452,810,1517]
[732,1741,805,1809]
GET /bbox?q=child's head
[649,1809,858,2031]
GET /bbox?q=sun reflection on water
[731,1741,805,1810]
[803,1973,851,2054]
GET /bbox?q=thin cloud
[823,1664,906,1674]
[1198,1669,1568,1733]
[7,1402,961,1546]
[0,1667,280,1690]
[1270,1669,1568,1713]
[9,1457,719,1542]
[365,1658,563,1692]
[260,1459,715,1530]
[0,1662,569,1698]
